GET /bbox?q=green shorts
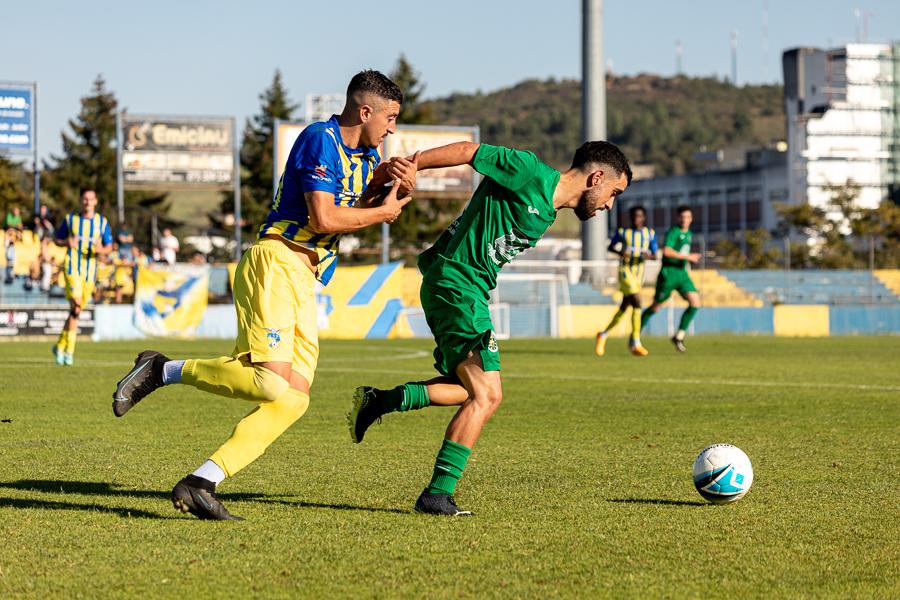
[420,280,500,376]
[654,266,697,303]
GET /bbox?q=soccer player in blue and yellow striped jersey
[596,205,657,357]
[111,70,417,520]
[52,188,112,365]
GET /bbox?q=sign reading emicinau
[0,83,34,152]
[121,114,234,189]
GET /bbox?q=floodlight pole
[233,118,242,260]
[32,82,39,217]
[115,110,124,224]
[580,0,608,283]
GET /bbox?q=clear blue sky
[2,0,898,162]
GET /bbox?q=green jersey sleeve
[664,227,681,249]
[471,144,539,191]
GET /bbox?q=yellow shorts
[618,263,645,297]
[232,238,319,386]
[64,273,95,306]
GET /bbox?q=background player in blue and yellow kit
[595,205,657,357]
[111,70,416,520]
[52,188,112,366]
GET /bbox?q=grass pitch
[0,336,898,598]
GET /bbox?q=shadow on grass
[0,496,176,519]
[0,479,410,515]
[607,498,708,507]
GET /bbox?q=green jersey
[418,144,560,295]
[662,226,693,269]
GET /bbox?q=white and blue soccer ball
[692,444,753,503]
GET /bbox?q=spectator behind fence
[4,228,17,284]
[116,221,134,261]
[34,205,55,240]
[159,228,179,265]
[5,206,24,232]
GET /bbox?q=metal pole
[580,0,608,283]
[381,222,389,264]
[233,118,242,260]
[115,111,124,224]
[32,82,40,217]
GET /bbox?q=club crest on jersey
[487,227,529,266]
[264,328,282,348]
[487,332,499,353]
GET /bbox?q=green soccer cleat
[63,352,74,366]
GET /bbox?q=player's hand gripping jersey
[259,115,380,285]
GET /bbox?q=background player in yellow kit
[595,205,657,357]
[52,188,112,366]
[110,70,416,520]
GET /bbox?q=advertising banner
[0,83,34,152]
[0,306,94,337]
[121,114,234,189]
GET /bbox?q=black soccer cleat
[171,475,243,521]
[672,336,687,353]
[414,489,474,517]
[348,386,385,444]
[112,350,169,417]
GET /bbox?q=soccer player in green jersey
[348,141,631,515]
[640,205,701,352]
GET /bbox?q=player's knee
[277,389,310,423]
[70,304,82,317]
[252,366,291,402]
[472,386,503,415]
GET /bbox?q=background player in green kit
[641,205,701,352]
[347,141,631,516]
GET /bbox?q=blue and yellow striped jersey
[55,211,112,283]
[259,115,380,286]
[609,226,657,268]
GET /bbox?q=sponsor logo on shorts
[264,328,282,349]
[487,332,498,353]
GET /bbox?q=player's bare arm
[305,185,410,234]
[663,246,699,263]
[404,141,480,170]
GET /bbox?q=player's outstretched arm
[412,142,480,171]
[306,187,410,234]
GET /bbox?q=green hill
[421,74,784,176]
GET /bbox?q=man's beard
[575,194,597,221]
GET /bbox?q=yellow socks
[210,388,310,477]
[56,329,68,351]
[181,357,290,403]
[630,307,642,343]
[604,308,626,333]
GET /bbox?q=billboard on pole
[383,125,480,195]
[0,83,35,153]
[121,114,234,189]
[273,122,479,196]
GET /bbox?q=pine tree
[0,156,30,214]
[222,70,298,232]
[43,75,118,210]
[391,55,431,125]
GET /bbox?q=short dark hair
[347,70,403,105]
[79,186,97,197]
[676,205,692,215]
[629,205,646,218]
[571,141,632,184]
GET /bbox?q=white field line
[2,347,897,393]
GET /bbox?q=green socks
[377,383,430,413]
[679,306,699,331]
[426,439,472,496]
[641,307,657,330]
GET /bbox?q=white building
[783,43,900,213]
